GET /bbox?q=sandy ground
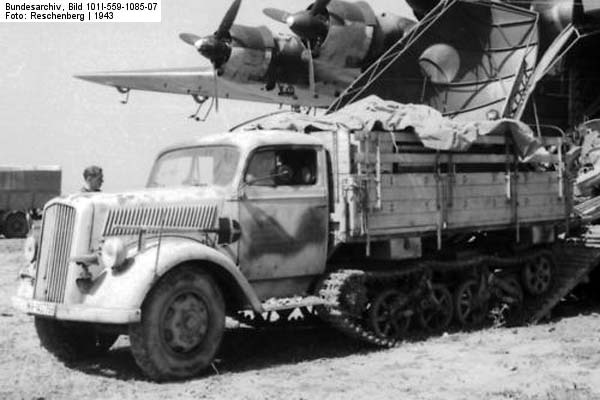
[2,239,600,400]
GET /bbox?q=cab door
[238,146,329,288]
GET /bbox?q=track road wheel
[4,211,29,238]
[369,289,411,341]
[522,253,554,295]
[35,317,118,363]
[454,279,488,327]
[418,284,453,332]
[129,267,225,381]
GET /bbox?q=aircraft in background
[76,0,416,113]
[335,0,600,127]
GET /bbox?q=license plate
[28,300,57,316]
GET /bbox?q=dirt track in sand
[2,238,600,400]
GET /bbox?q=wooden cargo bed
[318,128,569,246]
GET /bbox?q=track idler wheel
[454,279,489,327]
[522,252,554,295]
[418,284,453,332]
[368,289,412,340]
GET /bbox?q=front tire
[129,266,225,381]
[34,317,118,363]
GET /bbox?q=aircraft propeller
[263,0,331,43]
[179,0,243,110]
[264,0,331,98]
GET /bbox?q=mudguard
[80,237,262,314]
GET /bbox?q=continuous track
[316,242,600,346]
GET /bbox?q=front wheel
[35,317,118,363]
[129,266,225,381]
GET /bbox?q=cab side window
[245,150,276,186]
[244,148,317,187]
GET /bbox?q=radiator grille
[102,204,219,236]
[34,204,76,303]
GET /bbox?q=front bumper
[11,295,141,324]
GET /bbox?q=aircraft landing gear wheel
[3,211,29,238]
[369,289,411,341]
[418,284,453,332]
[522,253,554,295]
[454,279,488,327]
[129,266,225,381]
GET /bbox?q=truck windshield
[148,146,240,188]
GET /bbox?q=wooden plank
[369,181,561,201]
[372,172,558,188]
[368,193,565,218]
[368,212,438,230]
[366,131,509,146]
[370,193,564,217]
[358,153,517,165]
[363,129,562,148]
[368,209,515,230]
[368,205,565,232]
[360,152,562,166]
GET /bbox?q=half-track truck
[0,166,61,238]
[13,105,598,381]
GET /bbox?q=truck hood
[50,186,229,245]
[64,185,230,206]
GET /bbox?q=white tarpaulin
[243,96,544,160]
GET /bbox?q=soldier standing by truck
[81,165,103,193]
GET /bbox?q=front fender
[82,237,262,313]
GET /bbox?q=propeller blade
[310,0,330,16]
[216,0,242,39]
[213,67,219,112]
[307,41,315,95]
[263,8,290,24]
[179,33,202,47]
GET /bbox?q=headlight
[100,237,127,270]
[23,236,37,263]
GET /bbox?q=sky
[0,0,413,193]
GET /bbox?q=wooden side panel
[314,127,566,242]
[365,171,565,236]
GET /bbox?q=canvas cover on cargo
[242,95,548,161]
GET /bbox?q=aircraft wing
[75,67,334,107]
[75,67,219,95]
